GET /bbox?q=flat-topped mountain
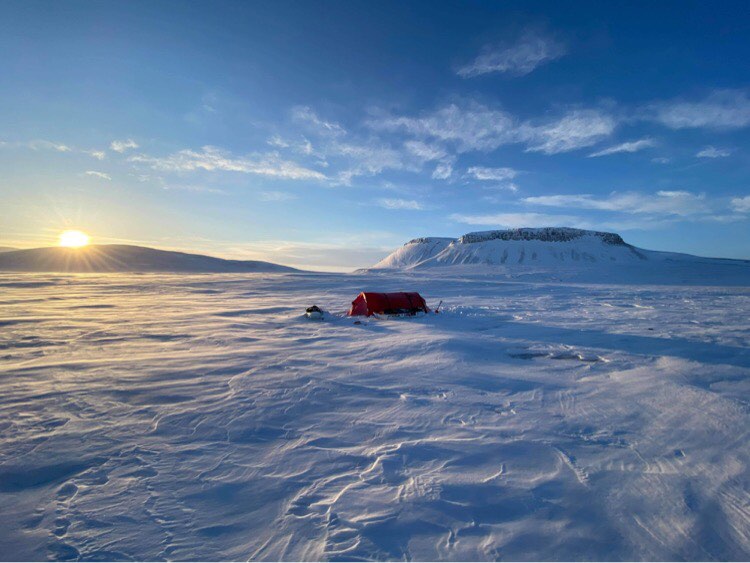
[369,228,750,284]
[0,244,298,273]
[373,228,649,269]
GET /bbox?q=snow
[0,245,297,273]
[371,228,750,287]
[1,271,749,560]
[372,238,455,270]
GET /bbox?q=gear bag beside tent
[348,292,429,317]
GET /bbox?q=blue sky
[2,0,750,270]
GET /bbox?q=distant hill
[366,227,750,284]
[0,246,18,253]
[0,245,298,273]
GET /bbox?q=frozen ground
[1,272,749,561]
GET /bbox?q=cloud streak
[111,139,139,153]
[457,31,565,78]
[466,166,519,181]
[130,146,327,181]
[291,106,346,136]
[0,139,72,152]
[588,138,656,157]
[432,160,454,180]
[649,89,750,130]
[451,212,583,228]
[1,139,110,160]
[376,198,424,210]
[523,190,708,216]
[523,110,617,154]
[369,102,517,153]
[369,102,617,155]
[84,170,112,180]
[696,146,731,158]
[731,196,750,213]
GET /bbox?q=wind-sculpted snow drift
[1,271,749,560]
[370,227,750,285]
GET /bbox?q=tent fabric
[348,292,429,316]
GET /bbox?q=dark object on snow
[348,292,429,317]
[306,305,324,319]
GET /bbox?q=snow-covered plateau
[1,265,750,560]
[371,228,750,286]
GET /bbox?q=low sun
[59,230,91,248]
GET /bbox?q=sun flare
[58,230,90,248]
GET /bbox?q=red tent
[348,292,429,317]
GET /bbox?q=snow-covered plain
[1,271,750,561]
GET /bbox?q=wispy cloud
[376,198,424,210]
[588,138,656,157]
[403,140,448,161]
[696,146,732,158]
[299,138,315,155]
[28,139,72,152]
[369,102,616,154]
[84,170,111,181]
[130,146,327,181]
[450,212,583,228]
[432,160,454,180]
[457,31,565,78]
[649,89,750,130]
[1,139,110,160]
[267,135,290,149]
[465,166,520,192]
[268,134,318,157]
[273,108,434,185]
[450,211,688,232]
[368,102,517,153]
[330,140,415,185]
[110,139,139,153]
[0,139,72,152]
[523,110,617,154]
[291,106,346,136]
[466,166,519,181]
[523,190,708,216]
[731,195,750,213]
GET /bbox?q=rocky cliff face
[457,228,626,246]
